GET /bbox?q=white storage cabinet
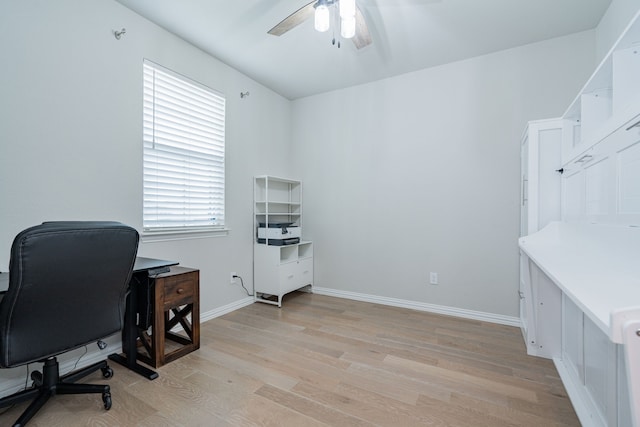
[519,119,564,357]
[253,176,313,307]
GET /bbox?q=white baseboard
[200,296,254,323]
[312,287,521,327]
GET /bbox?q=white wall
[0,0,620,392]
[595,0,640,61]
[291,31,596,318]
[0,0,291,313]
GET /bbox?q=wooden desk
[2,260,200,376]
[109,257,178,380]
[135,266,200,368]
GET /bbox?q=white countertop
[519,221,640,340]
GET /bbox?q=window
[143,60,225,232]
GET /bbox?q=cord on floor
[233,274,252,296]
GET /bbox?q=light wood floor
[0,292,579,426]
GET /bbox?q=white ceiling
[115,0,612,100]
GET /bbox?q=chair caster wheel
[101,366,114,379]
[31,371,43,387]
[102,391,112,410]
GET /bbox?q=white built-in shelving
[562,15,640,165]
[519,10,640,427]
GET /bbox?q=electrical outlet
[429,272,438,285]
[230,272,237,284]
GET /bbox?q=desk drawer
[162,273,197,309]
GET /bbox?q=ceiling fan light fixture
[339,0,356,19]
[341,15,356,39]
[314,3,330,32]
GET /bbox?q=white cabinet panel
[584,316,617,426]
[561,114,640,225]
[538,128,563,227]
[521,119,563,237]
[617,349,633,427]
[618,140,640,214]
[519,255,561,359]
[581,89,613,144]
[563,296,584,383]
[613,46,640,116]
[584,157,610,216]
[563,170,584,219]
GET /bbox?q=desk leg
[108,279,158,380]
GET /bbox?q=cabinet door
[561,113,640,225]
[533,267,562,359]
[522,120,562,236]
[519,251,531,345]
[536,127,562,229]
[617,347,633,427]
[561,119,582,165]
[584,316,617,426]
[562,296,584,383]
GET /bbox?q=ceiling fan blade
[268,1,316,36]
[352,6,372,49]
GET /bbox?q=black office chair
[0,221,139,426]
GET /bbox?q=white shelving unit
[562,14,640,166]
[253,176,313,307]
[518,10,640,427]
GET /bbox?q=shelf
[255,212,301,216]
[254,176,313,307]
[298,242,313,259]
[561,10,640,164]
[255,201,301,206]
[254,175,301,185]
[280,245,297,263]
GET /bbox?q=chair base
[0,357,113,427]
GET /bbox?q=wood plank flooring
[0,292,579,426]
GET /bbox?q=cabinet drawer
[279,262,298,293]
[162,273,196,309]
[298,258,313,285]
[278,259,314,294]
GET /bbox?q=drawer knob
[177,288,185,294]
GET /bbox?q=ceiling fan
[268,0,372,49]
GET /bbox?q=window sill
[141,228,229,243]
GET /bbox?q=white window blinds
[143,60,225,231]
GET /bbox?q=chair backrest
[0,221,139,368]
